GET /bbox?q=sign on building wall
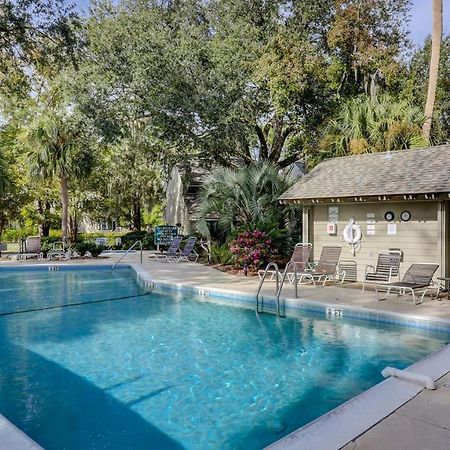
[328,206,339,223]
[387,223,397,235]
[366,213,376,235]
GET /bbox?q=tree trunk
[132,198,141,231]
[36,200,50,237]
[40,222,50,237]
[68,214,78,243]
[422,0,443,143]
[60,174,69,242]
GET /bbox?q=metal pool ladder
[256,261,298,317]
[112,240,143,269]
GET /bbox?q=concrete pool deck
[2,253,450,449]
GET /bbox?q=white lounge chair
[258,243,312,281]
[375,263,439,305]
[18,236,43,261]
[47,241,71,261]
[362,250,402,291]
[289,246,342,287]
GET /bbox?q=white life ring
[342,221,362,244]
[342,218,362,256]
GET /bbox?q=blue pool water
[0,267,449,450]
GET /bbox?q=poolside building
[279,145,450,280]
[164,165,214,235]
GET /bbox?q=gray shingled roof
[279,145,450,202]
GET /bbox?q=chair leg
[377,286,390,301]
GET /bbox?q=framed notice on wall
[328,206,339,223]
[387,223,397,235]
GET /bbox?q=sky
[73,0,449,47]
[409,0,450,46]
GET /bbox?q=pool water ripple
[0,268,449,449]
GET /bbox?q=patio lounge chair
[47,241,71,261]
[18,236,43,261]
[149,235,183,262]
[174,236,199,263]
[362,250,402,291]
[258,243,312,281]
[375,263,439,305]
[288,246,342,287]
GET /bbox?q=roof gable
[279,145,450,203]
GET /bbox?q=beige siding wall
[312,201,441,280]
[164,167,192,234]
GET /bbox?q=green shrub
[71,241,106,257]
[118,231,155,250]
[210,243,234,265]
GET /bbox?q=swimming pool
[0,266,449,449]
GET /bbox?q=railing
[112,240,143,269]
[256,262,280,315]
[276,260,299,316]
[256,260,299,317]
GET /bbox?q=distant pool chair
[362,250,402,291]
[47,241,71,261]
[375,263,440,305]
[289,245,342,287]
[18,236,43,261]
[175,237,199,263]
[149,235,183,262]
[258,243,312,281]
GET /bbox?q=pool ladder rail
[112,240,143,269]
[256,260,298,317]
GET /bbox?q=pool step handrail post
[276,260,298,317]
[112,240,143,269]
[256,262,279,315]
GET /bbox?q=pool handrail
[256,262,280,315]
[112,240,143,269]
[277,260,299,312]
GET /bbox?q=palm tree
[22,112,93,241]
[422,0,443,143]
[196,162,295,237]
[318,94,426,161]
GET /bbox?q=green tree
[316,94,426,162]
[21,109,94,241]
[327,0,410,97]
[197,162,295,237]
[105,121,163,231]
[0,0,81,101]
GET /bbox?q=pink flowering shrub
[229,229,274,270]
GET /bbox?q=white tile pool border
[0,414,43,450]
[1,263,450,450]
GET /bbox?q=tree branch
[278,152,301,169]
[254,124,268,159]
